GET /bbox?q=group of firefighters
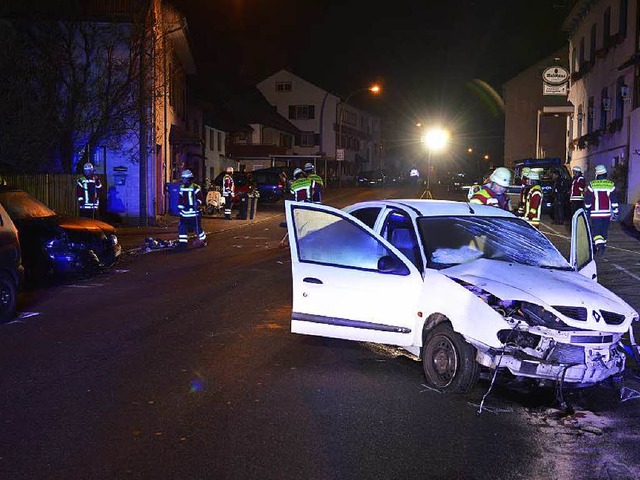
[467,163,619,256]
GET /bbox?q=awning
[169,125,202,146]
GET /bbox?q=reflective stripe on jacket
[584,179,618,218]
[469,186,511,211]
[290,178,313,202]
[222,174,234,197]
[525,184,543,226]
[77,175,102,209]
[570,175,585,201]
[178,182,203,217]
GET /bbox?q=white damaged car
[284,199,639,393]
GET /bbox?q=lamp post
[420,127,450,191]
[337,84,381,187]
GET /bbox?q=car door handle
[303,277,323,284]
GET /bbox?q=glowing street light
[420,127,450,190]
[467,147,473,153]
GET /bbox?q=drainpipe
[318,91,329,186]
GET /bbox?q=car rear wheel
[422,323,479,393]
[0,272,17,323]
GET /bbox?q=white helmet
[83,162,94,174]
[181,169,193,179]
[520,167,531,179]
[489,167,511,187]
[304,162,314,172]
[293,168,304,178]
[595,164,607,175]
[226,166,234,174]
[572,165,582,173]
[527,171,540,181]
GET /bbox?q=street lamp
[337,84,381,186]
[420,127,450,190]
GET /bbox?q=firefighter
[584,164,618,256]
[569,165,586,215]
[523,171,543,228]
[469,166,512,211]
[222,166,235,220]
[304,162,324,203]
[177,169,206,248]
[77,162,102,218]
[290,168,313,202]
[516,167,531,216]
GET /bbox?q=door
[570,208,597,280]
[285,201,423,346]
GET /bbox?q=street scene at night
[1,1,640,479]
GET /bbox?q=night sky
[180,0,570,170]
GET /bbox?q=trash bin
[237,193,248,219]
[166,182,181,216]
[247,196,258,220]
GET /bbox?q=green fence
[4,174,78,215]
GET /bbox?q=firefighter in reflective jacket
[222,166,235,220]
[469,167,512,211]
[304,162,324,203]
[177,169,206,248]
[516,167,531,216]
[569,165,586,215]
[584,164,618,256]
[290,168,313,202]
[523,171,543,228]
[77,162,102,218]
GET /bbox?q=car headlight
[515,301,572,330]
[109,234,118,246]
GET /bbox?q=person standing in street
[304,162,324,203]
[516,167,531,216]
[222,166,235,220]
[569,165,586,215]
[584,164,619,256]
[551,169,568,225]
[523,171,543,228]
[77,162,102,218]
[469,167,512,211]
[177,169,206,248]
[290,168,314,202]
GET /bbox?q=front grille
[546,343,585,364]
[600,310,626,326]
[553,306,587,321]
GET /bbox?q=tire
[205,204,215,216]
[0,272,17,324]
[421,323,479,393]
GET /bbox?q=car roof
[345,199,517,218]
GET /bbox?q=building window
[276,81,292,92]
[619,0,628,37]
[300,132,315,147]
[344,111,357,126]
[603,7,611,45]
[579,37,585,65]
[280,134,293,148]
[589,24,596,63]
[600,87,609,130]
[571,47,577,72]
[577,105,583,136]
[616,76,625,121]
[209,130,214,150]
[587,96,594,133]
[217,132,222,152]
[288,105,315,120]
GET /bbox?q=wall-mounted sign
[542,66,569,85]
[543,83,568,95]
[336,148,345,161]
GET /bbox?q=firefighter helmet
[595,164,607,175]
[304,162,314,172]
[83,162,94,174]
[226,166,234,174]
[572,165,582,173]
[293,168,304,179]
[520,167,531,179]
[489,167,511,187]
[181,169,194,179]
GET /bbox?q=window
[587,97,595,133]
[571,47,578,72]
[280,133,293,148]
[381,210,423,272]
[276,81,292,92]
[600,87,609,130]
[300,132,315,147]
[577,105,583,136]
[292,207,408,274]
[579,37,585,64]
[619,0,628,37]
[217,132,222,152]
[589,24,596,63]
[288,105,315,120]
[616,76,625,121]
[603,7,611,45]
[350,207,382,228]
[209,130,214,151]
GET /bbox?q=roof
[344,199,517,218]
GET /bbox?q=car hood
[443,258,637,332]
[58,215,116,235]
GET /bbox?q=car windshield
[0,191,57,220]
[417,216,572,270]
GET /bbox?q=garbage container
[166,182,181,216]
[247,195,258,219]
[237,193,248,220]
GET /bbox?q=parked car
[505,159,571,214]
[251,168,288,203]
[0,187,121,281]
[284,199,638,393]
[0,202,23,322]
[213,171,256,205]
[355,170,385,187]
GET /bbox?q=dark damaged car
[0,187,121,280]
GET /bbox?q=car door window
[381,210,423,272]
[350,207,382,228]
[292,207,409,274]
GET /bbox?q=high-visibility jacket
[469,185,511,211]
[178,182,203,217]
[570,174,585,201]
[307,173,324,202]
[524,184,543,227]
[290,177,314,202]
[77,174,102,210]
[584,179,618,218]
[517,184,531,215]
[222,174,234,197]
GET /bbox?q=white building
[564,0,639,203]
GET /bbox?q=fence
[4,174,78,215]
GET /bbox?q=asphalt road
[1,185,638,479]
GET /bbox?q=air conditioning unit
[602,97,611,111]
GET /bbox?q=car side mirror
[377,255,409,275]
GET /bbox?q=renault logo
[593,310,602,323]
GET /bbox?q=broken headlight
[514,302,573,330]
[497,329,541,349]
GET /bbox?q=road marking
[602,258,640,282]
[17,311,41,319]
[65,283,104,288]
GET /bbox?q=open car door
[284,201,423,346]
[570,208,597,280]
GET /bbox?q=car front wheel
[0,272,17,323]
[422,323,479,393]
